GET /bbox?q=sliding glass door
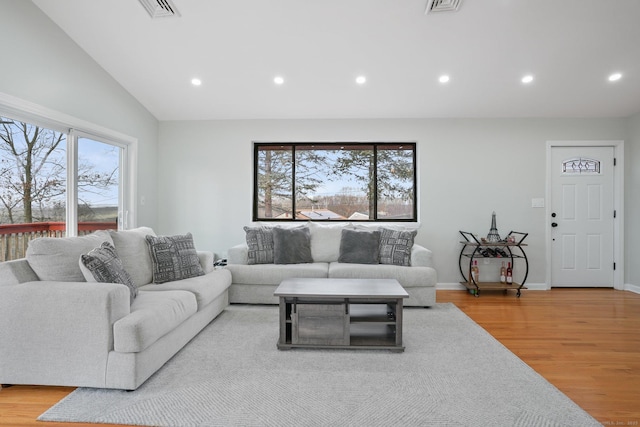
[0,117,67,226]
[76,135,121,233]
[0,115,129,260]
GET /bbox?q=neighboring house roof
[348,212,369,220]
[296,209,346,220]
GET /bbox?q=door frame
[545,140,624,290]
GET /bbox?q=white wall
[3,0,637,290]
[626,112,640,290]
[0,0,159,228]
[158,118,627,286]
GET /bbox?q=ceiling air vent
[425,0,462,14]
[138,0,181,18]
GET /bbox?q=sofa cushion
[243,226,274,265]
[109,227,156,287]
[79,242,137,304]
[0,258,40,285]
[113,290,197,353]
[26,230,113,282]
[329,262,437,288]
[273,226,313,264]
[308,222,345,262]
[146,233,204,284]
[138,269,231,310]
[338,228,380,264]
[226,263,329,285]
[379,227,417,266]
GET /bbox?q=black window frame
[252,142,417,222]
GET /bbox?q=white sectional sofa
[0,227,231,390]
[227,222,437,307]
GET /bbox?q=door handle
[551,222,558,227]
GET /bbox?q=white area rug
[39,304,600,426]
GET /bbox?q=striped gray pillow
[379,228,417,266]
[244,226,274,264]
[80,241,137,304]
[146,233,204,284]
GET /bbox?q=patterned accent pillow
[379,227,417,266]
[145,233,205,284]
[243,226,274,265]
[80,242,137,304]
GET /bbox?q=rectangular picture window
[254,142,417,221]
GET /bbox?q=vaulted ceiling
[33,0,640,121]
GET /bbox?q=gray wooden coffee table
[274,278,409,352]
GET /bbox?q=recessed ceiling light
[608,72,622,82]
[274,76,285,85]
[521,75,534,84]
[439,75,450,83]
[191,78,202,86]
[356,75,367,85]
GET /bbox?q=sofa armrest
[228,244,248,265]
[197,250,214,273]
[411,244,434,268]
[0,281,131,386]
[0,258,39,285]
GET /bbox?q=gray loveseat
[227,222,437,307]
[0,227,231,390]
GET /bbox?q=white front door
[550,146,615,287]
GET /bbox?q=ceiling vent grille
[425,0,462,14]
[138,0,181,18]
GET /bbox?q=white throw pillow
[308,222,347,262]
[109,227,156,286]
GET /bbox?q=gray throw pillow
[379,227,417,266]
[272,226,313,264]
[338,228,381,264]
[145,233,204,284]
[80,242,137,304]
[244,226,274,265]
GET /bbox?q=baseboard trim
[436,283,548,291]
[436,283,467,290]
[522,283,548,291]
[624,283,640,294]
[438,282,640,294]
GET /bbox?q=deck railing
[0,221,117,262]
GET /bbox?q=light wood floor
[1,288,639,426]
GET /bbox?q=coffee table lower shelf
[277,300,405,353]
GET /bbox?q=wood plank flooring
[445,288,640,426]
[1,288,639,426]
